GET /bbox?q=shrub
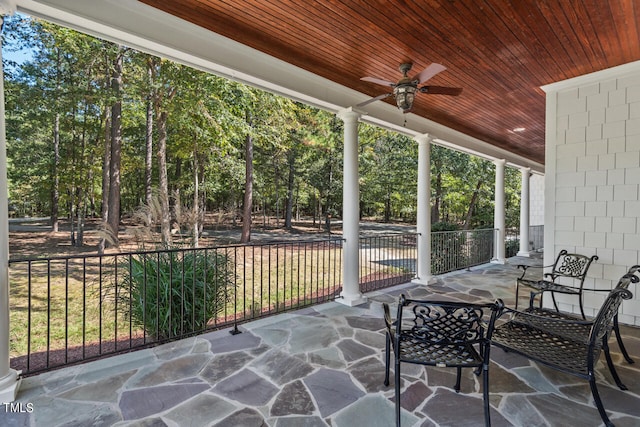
[119,248,235,340]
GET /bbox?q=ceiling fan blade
[356,93,392,107]
[361,76,395,87]
[419,86,463,96]
[412,63,446,84]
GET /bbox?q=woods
[2,15,522,249]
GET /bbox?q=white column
[412,134,435,285]
[337,108,366,306]
[0,9,22,403]
[492,159,506,264]
[517,167,531,257]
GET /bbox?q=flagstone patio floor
[4,260,640,426]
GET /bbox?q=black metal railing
[9,238,343,376]
[358,233,417,292]
[431,228,495,275]
[9,226,542,376]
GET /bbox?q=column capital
[413,133,434,145]
[0,1,17,15]
[520,166,532,177]
[337,107,363,123]
[493,158,506,167]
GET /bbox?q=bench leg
[454,367,462,392]
[589,377,614,427]
[384,334,391,386]
[604,340,628,391]
[395,358,401,427]
[614,315,634,364]
[482,364,491,427]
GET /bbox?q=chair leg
[384,334,391,386]
[614,315,634,364]
[395,358,401,427]
[589,376,614,427]
[604,339,628,390]
[550,292,560,312]
[578,294,586,320]
[515,282,520,310]
[482,364,491,427]
[454,367,462,393]
[529,291,538,309]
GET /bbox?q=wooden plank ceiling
[140,0,640,165]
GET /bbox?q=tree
[106,47,125,246]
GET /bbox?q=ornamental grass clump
[120,248,234,340]
[111,193,236,341]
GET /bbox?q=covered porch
[6,261,640,426]
[0,1,639,422]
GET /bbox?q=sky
[2,13,34,73]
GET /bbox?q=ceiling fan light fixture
[394,84,417,112]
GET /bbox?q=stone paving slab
[4,262,640,426]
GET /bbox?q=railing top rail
[359,232,417,238]
[432,228,496,235]
[8,236,345,264]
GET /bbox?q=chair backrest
[548,249,598,287]
[395,295,502,345]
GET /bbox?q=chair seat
[520,279,580,295]
[398,334,483,367]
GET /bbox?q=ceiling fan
[357,62,462,113]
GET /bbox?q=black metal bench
[492,272,637,427]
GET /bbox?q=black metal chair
[492,272,636,427]
[383,295,504,427]
[515,249,598,319]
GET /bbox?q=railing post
[0,10,22,402]
[337,108,366,306]
[412,134,435,285]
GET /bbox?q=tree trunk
[107,50,124,246]
[285,149,295,229]
[157,110,172,246]
[51,112,60,232]
[76,188,84,247]
[431,170,442,225]
[463,180,483,229]
[384,187,391,222]
[192,137,199,247]
[241,130,253,243]
[145,75,154,210]
[171,158,182,230]
[98,108,111,254]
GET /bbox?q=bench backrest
[590,274,636,345]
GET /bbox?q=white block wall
[530,174,544,225]
[543,61,640,325]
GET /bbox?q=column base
[411,276,437,286]
[0,369,21,403]
[516,251,531,257]
[337,292,368,307]
[491,258,507,265]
